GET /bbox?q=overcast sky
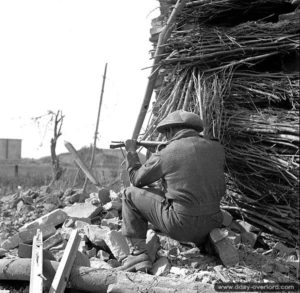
[0,0,159,158]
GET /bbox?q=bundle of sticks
[143,68,299,245]
[145,0,299,245]
[155,20,299,72]
[177,0,294,25]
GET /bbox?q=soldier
[119,110,226,272]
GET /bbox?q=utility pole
[82,63,108,192]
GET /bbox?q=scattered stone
[170,266,189,277]
[102,201,122,212]
[0,248,6,257]
[227,230,241,246]
[63,202,102,222]
[105,230,130,261]
[16,200,25,212]
[97,250,110,261]
[103,210,119,219]
[241,231,257,248]
[274,262,289,274]
[68,189,88,204]
[273,242,295,257]
[19,225,56,244]
[18,243,55,261]
[101,218,120,230]
[78,240,88,253]
[210,228,239,267]
[84,225,110,247]
[43,232,63,250]
[262,263,273,273]
[40,185,51,195]
[210,228,229,243]
[1,234,20,250]
[180,247,201,257]
[221,210,233,227]
[146,229,160,263]
[150,256,171,276]
[60,227,73,240]
[202,276,211,284]
[49,240,67,253]
[74,251,90,267]
[237,220,260,233]
[20,209,68,230]
[86,247,97,258]
[107,259,121,268]
[90,258,112,270]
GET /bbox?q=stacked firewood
[144,0,299,245]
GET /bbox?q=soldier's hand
[124,139,137,153]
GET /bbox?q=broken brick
[273,242,295,257]
[63,202,102,222]
[86,247,97,258]
[74,251,90,267]
[43,231,63,250]
[221,210,233,227]
[0,234,20,250]
[19,225,56,244]
[18,242,55,261]
[209,229,239,267]
[150,256,171,276]
[105,230,130,261]
[241,231,257,248]
[84,225,110,247]
[101,218,120,230]
[237,220,260,233]
[20,209,68,230]
[0,248,6,257]
[210,228,229,243]
[97,250,110,261]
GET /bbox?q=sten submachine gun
[110,140,164,150]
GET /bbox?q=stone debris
[104,230,130,261]
[0,248,6,258]
[20,209,67,230]
[19,224,56,244]
[43,231,63,250]
[221,210,233,227]
[63,201,102,222]
[0,186,299,292]
[150,256,171,276]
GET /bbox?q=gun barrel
[110,140,163,149]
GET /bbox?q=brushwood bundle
[145,0,299,245]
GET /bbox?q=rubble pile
[0,187,299,292]
[144,0,299,246]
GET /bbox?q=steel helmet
[156,110,203,133]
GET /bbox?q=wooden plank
[29,229,43,293]
[49,229,80,293]
[64,141,102,189]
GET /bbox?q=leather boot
[117,238,152,272]
[117,252,152,272]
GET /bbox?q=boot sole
[124,260,152,272]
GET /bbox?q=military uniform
[122,128,225,245]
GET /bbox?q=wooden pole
[49,229,80,293]
[29,229,43,293]
[131,0,187,140]
[83,63,108,191]
[64,141,102,189]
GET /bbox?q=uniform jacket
[126,129,226,215]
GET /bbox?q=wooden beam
[49,229,80,293]
[29,229,43,293]
[131,0,187,139]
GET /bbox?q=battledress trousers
[122,129,226,246]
